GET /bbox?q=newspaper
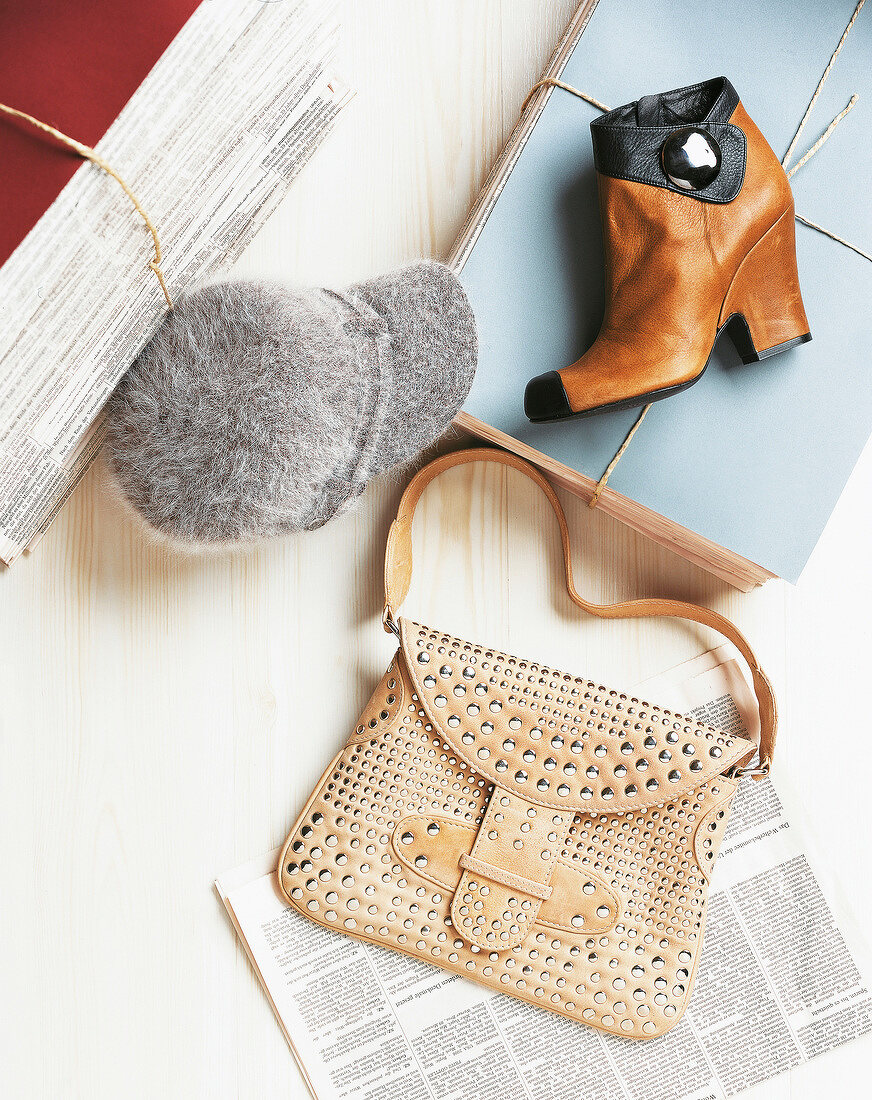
[217,645,872,1100]
[0,0,351,565]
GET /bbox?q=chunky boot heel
[524,76,813,423]
[718,207,811,363]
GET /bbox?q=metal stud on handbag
[277,448,776,1039]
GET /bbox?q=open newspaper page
[217,647,872,1100]
[0,0,351,565]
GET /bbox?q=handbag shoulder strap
[383,447,776,778]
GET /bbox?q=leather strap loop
[383,447,776,776]
[458,853,555,901]
[450,788,570,950]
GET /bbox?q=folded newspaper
[0,0,351,565]
[217,646,872,1100]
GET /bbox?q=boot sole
[526,317,812,423]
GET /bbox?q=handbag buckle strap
[449,787,571,951]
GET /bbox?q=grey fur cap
[104,261,477,548]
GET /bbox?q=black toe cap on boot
[524,371,573,422]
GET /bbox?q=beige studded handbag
[277,448,776,1039]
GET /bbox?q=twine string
[587,402,651,509]
[784,93,858,180]
[794,212,872,264]
[525,0,867,508]
[520,79,610,116]
[781,0,865,172]
[0,102,173,309]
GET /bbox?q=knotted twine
[521,0,869,508]
[0,103,173,309]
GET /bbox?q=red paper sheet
[0,0,200,267]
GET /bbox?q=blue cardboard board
[459,0,872,582]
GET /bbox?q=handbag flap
[400,618,753,814]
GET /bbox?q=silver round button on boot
[660,126,721,190]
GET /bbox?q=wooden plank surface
[1,2,870,1096]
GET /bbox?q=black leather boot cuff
[590,76,746,204]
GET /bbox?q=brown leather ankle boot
[524,77,811,423]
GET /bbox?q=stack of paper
[0,0,351,565]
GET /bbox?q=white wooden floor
[2,2,871,1097]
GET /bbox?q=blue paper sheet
[459,0,871,582]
